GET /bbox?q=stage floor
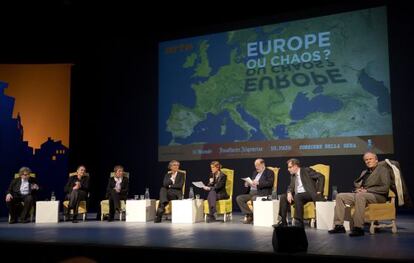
[0,212,413,261]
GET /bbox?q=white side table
[316,201,350,230]
[253,200,280,227]
[171,199,204,223]
[126,199,156,222]
[35,201,59,223]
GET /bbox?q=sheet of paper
[241,177,253,186]
[192,181,206,188]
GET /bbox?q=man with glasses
[5,167,39,224]
[278,159,325,228]
[236,158,274,224]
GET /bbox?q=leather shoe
[294,221,304,228]
[72,218,79,223]
[328,225,346,234]
[107,217,114,222]
[154,215,162,223]
[206,214,216,223]
[9,219,17,224]
[243,215,253,224]
[349,227,364,237]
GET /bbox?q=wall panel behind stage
[69,2,413,213]
[0,64,71,216]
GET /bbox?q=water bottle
[189,187,194,199]
[144,188,150,199]
[51,191,56,201]
[332,186,338,201]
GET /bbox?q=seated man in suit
[5,167,39,224]
[64,165,90,223]
[155,160,185,223]
[278,158,325,228]
[236,158,274,224]
[329,151,392,236]
[202,161,229,223]
[106,165,129,221]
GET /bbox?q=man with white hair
[329,152,392,236]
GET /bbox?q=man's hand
[5,193,13,202]
[203,186,211,191]
[209,178,214,184]
[31,184,39,190]
[287,192,293,203]
[252,180,259,187]
[355,187,367,193]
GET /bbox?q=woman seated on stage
[64,165,90,223]
[106,165,129,221]
[202,161,229,223]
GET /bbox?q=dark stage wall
[0,1,413,213]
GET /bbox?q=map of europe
[159,7,392,146]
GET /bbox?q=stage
[0,212,413,262]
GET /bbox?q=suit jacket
[106,176,129,199]
[207,171,229,200]
[287,167,325,201]
[381,160,412,208]
[162,171,185,198]
[7,177,38,197]
[354,161,391,202]
[249,168,275,196]
[64,175,90,194]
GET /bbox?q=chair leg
[370,221,375,234]
[83,213,86,221]
[101,213,103,221]
[230,213,232,221]
[392,220,397,234]
[223,213,227,222]
[204,214,207,223]
[310,218,316,228]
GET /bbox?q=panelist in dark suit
[64,165,90,223]
[236,158,274,224]
[5,167,39,223]
[155,160,185,223]
[329,152,392,236]
[106,165,129,221]
[278,158,325,228]
[203,161,229,223]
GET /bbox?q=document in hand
[192,181,206,188]
[241,177,253,186]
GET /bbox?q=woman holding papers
[154,160,185,223]
[202,161,229,223]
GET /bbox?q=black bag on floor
[272,225,308,253]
